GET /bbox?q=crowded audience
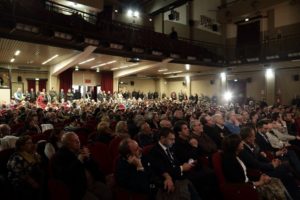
[1,88,300,200]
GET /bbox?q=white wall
[118,77,156,93]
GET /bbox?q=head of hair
[115,121,127,133]
[257,119,270,128]
[173,120,187,135]
[222,134,242,155]
[118,138,132,158]
[159,127,174,139]
[0,124,11,136]
[271,112,280,121]
[199,115,208,125]
[61,132,77,147]
[189,120,200,130]
[240,127,254,140]
[15,135,32,151]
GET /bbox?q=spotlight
[265,68,274,79]
[220,72,226,81]
[75,66,79,71]
[234,79,238,82]
[223,91,233,101]
[127,9,133,17]
[133,11,139,18]
[96,68,100,73]
[185,64,190,70]
[114,9,118,13]
[245,18,249,22]
[149,18,152,22]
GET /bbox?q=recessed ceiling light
[90,60,117,68]
[158,69,168,72]
[42,54,59,65]
[79,58,95,65]
[10,58,15,63]
[14,50,21,56]
[163,70,182,75]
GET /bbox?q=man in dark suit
[115,138,158,198]
[173,120,221,200]
[148,128,201,200]
[201,114,223,149]
[51,132,111,200]
[240,126,300,199]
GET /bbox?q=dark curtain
[27,80,36,92]
[237,21,260,46]
[237,21,260,58]
[59,68,73,93]
[38,79,47,92]
[100,71,113,93]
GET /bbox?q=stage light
[15,50,21,56]
[185,64,190,70]
[220,72,226,81]
[245,18,249,22]
[234,79,238,82]
[185,75,190,83]
[133,11,139,18]
[265,68,274,79]
[224,91,233,101]
[127,9,133,17]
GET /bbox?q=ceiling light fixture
[42,54,59,65]
[90,60,117,69]
[79,58,95,65]
[10,58,15,63]
[163,70,183,75]
[158,69,168,72]
[185,64,190,70]
[14,50,21,56]
[111,67,119,70]
[96,68,100,73]
[245,18,249,22]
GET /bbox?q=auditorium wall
[118,77,156,93]
[276,68,300,105]
[225,2,300,45]
[11,71,48,93]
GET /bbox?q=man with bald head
[51,132,111,200]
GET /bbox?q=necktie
[166,148,174,163]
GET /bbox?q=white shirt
[0,136,18,151]
[236,156,249,182]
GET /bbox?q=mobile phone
[188,159,194,164]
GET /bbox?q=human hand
[164,177,175,193]
[271,159,281,168]
[189,138,198,148]
[128,155,143,168]
[182,162,194,172]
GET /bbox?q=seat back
[114,186,148,200]
[211,151,226,185]
[48,179,70,200]
[88,142,112,175]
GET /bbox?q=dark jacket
[222,153,247,183]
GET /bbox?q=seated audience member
[256,120,300,174]
[239,127,300,199]
[95,121,115,144]
[190,120,217,157]
[222,134,288,200]
[7,136,44,200]
[224,111,240,134]
[173,120,220,200]
[148,128,201,200]
[159,119,172,129]
[147,112,160,130]
[64,116,81,132]
[51,132,111,200]
[0,124,18,151]
[201,114,224,149]
[136,122,155,147]
[283,112,297,136]
[115,138,158,198]
[115,120,130,139]
[18,113,42,135]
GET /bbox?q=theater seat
[88,142,112,175]
[212,152,259,200]
[48,179,70,200]
[114,186,148,200]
